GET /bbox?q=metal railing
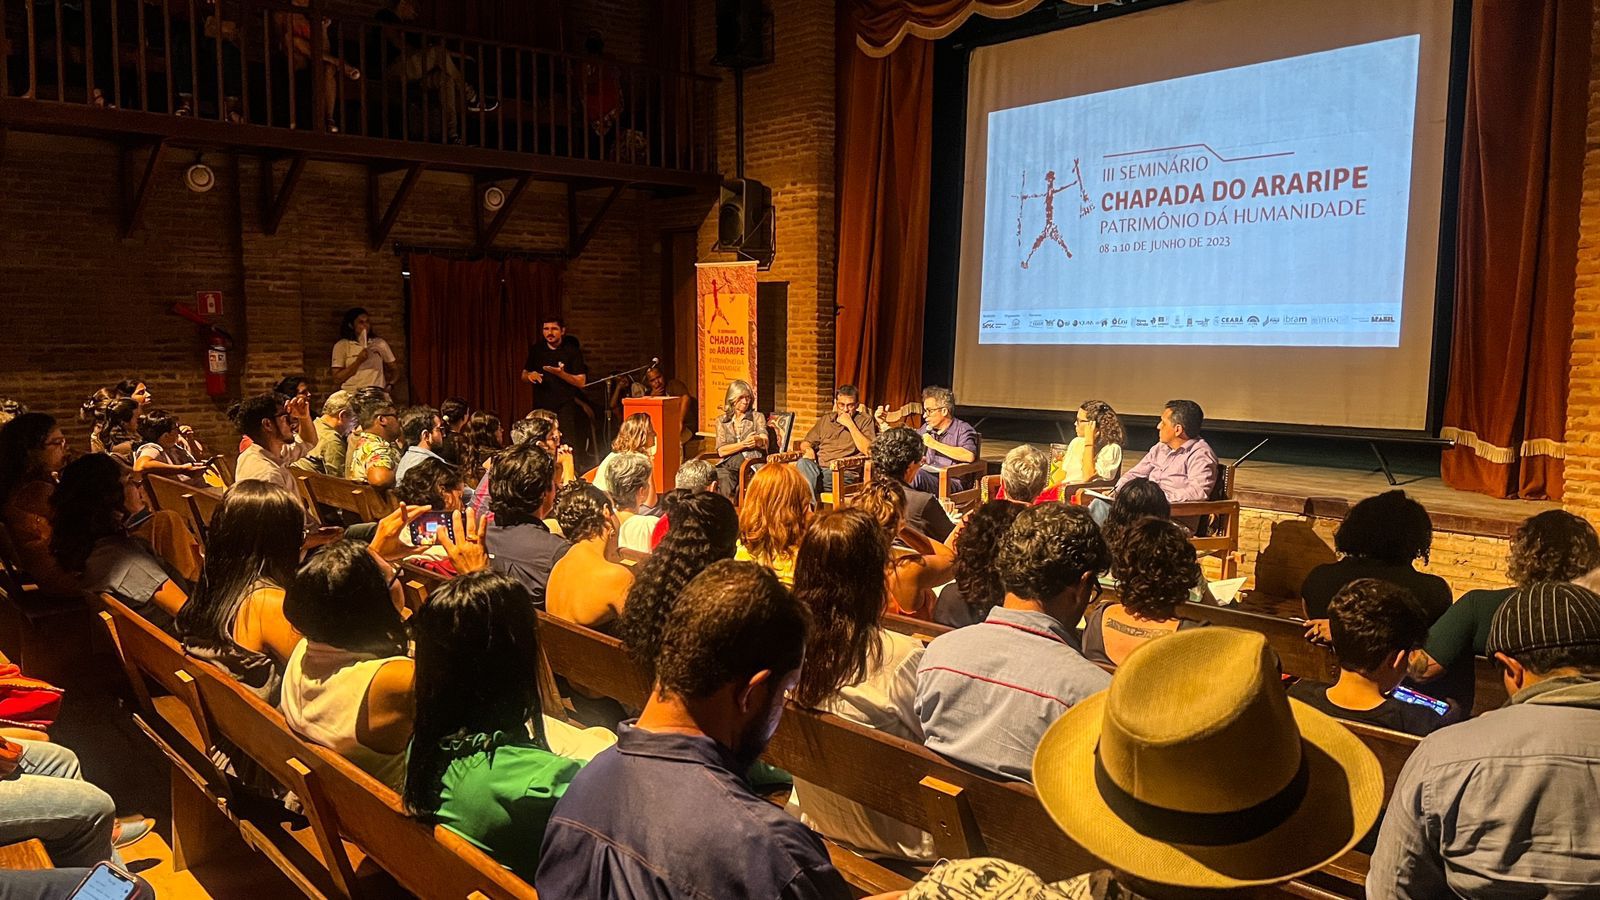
[1,0,717,172]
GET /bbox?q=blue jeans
[0,741,115,868]
[795,457,860,500]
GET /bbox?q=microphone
[651,357,660,367]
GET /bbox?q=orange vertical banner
[696,261,758,434]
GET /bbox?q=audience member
[292,389,354,476]
[438,397,471,463]
[1411,509,1600,711]
[1289,579,1448,740]
[110,379,152,408]
[330,307,398,391]
[1113,399,1217,503]
[996,443,1048,504]
[854,478,955,618]
[787,508,933,861]
[871,426,954,543]
[603,451,659,555]
[905,386,978,495]
[0,738,121,868]
[90,397,139,462]
[1370,582,1600,897]
[484,443,569,606]
[547,482,633,629]
[735,461,812,585]
[536,560,850,900]
[618,491,739,680]
[1051,399,1125,494]
[232,391,319,526]
[395,458,464,512]
[274,375,313,404]
[1100,476,1172,548]
[1082,517,1206,666]
[394,405,447,482]
[1023,627,1382,899]
[404,571,583,882]
[131,408,211,484]
[51,455,189,633]
[796,385,876,498]
[0,412,79,594]
[345,391,403,488]
[1300,490,1450,621]
[674,458,717,493]
[279,539,413,789]
[594,413,655,494]
[713,379,766,496]
[516,409,575,484]
[176,481,305,702]
[0,397,26,428]
[933,500,1024,629]
[457,412,506,485]
[915,504,1110,781]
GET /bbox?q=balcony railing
[1,0,717,175]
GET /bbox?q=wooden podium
[623,395,687,494]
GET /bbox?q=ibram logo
[1013,159,1091,269]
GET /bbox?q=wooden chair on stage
[695,411,798,503]
[927,444,988,513]
[820,455,871,509]
[1170,462,1241,579]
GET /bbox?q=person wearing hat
[1370,581,1600,898]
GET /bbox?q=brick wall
[0,132,664,454]
[1566,3,1600,517]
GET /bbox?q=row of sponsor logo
[980,313,1397,330]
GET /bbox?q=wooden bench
[1178,602,1340,682]
[0,527,92,683]
[295,470,396,525]
[142,473,224,544]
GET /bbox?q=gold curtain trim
[1521,437,1567,459]
[1441,427,1517,465]
[856,0,1047,57]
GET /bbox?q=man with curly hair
[1409,509,1600,711]
[914,504,1111,782]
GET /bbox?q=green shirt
[433,737,583,881]
[1422,586,1513,710]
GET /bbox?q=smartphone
[69,863,143,900]
[1391,685,1450,716]
[408,511,455,547]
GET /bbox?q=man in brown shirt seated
[795,385,875,498]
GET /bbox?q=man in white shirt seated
[231,391,318,527]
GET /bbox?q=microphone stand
[585,359,660,453]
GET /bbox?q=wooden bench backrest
[297,469,395,522]
[142,473,223,543]
[881,612,950,643]
[1178,603,1339,682]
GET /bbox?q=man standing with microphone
[523,316,591,467]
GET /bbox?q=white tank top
[279,639,408,790]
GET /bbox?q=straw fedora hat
[1033,628,1383,889]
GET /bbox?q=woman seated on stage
[593,413,656,494]
[546,482,634,629]
[854,478,955,619]
[1300,490,1451,623]
[787,507,934,862]
[457,412,506,485]
[404,571,585,883]
[932,499,1025,629]
[617,491,740,680]
[50,455,191,635]
[735,462,812,586]
[713,379,767,497]
[1039,399,1125,503]
[1082,517,1207,666]
[176,481,306,702]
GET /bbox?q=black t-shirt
[524,336,589,411]
[933,581,985,629]
[902,484,954,543]
[1287,680,1449,737]
[1299,558,1453,622]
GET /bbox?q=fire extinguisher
[171,304,234,398]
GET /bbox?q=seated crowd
[1,378,1598,900]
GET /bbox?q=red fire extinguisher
[171,305,234,398]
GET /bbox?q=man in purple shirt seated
[536,560,851,900]
[1115,398,1218,503]
[905,386,980,495]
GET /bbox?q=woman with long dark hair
[89,398,139,462]
[787,507,932,861]
[0,412,77,594]
[933,500,1025,628]
[853,478,955,619]
[279,539,412,789]
[403,571,582,881]
[616,491,739,678]
[330,307,398,392]
[456,412,506,485]
[177,481,306,701]
[1101,476,1173,550]
[50,454,189,633]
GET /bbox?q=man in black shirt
[1288,579,1453,736]
[523,317,590,466]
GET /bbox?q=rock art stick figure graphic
[1015,159,1090,269]
[706,273,732,327]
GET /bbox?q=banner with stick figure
[696,261,758,435]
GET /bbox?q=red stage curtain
[853,0,1046,57]
[834,18,935,407]
[407,254,564,428]
[1440,0,1590,500]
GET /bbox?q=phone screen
[408,512,454,547]
[70,863,140,900]
[1391,685,1449,716]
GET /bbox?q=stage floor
[981,440,1557,538]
